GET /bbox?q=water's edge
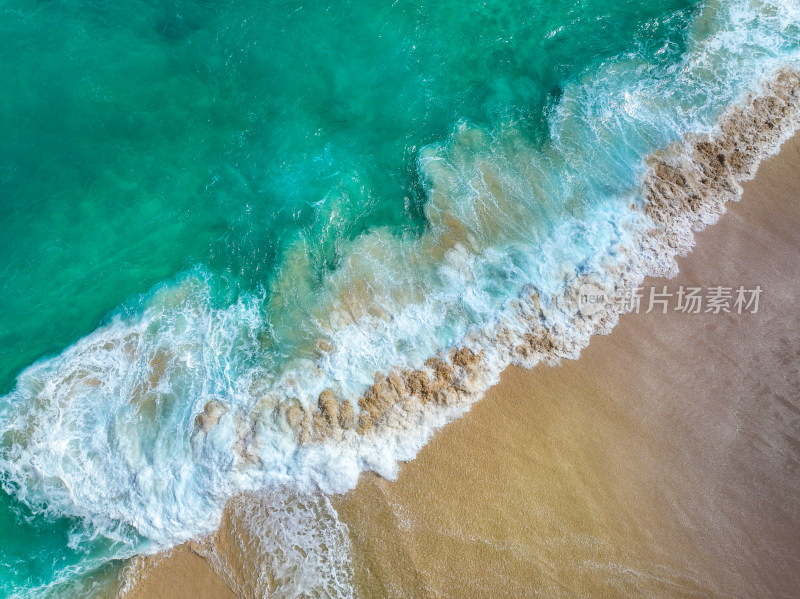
[117,68,800,599]
[275,68,800,458]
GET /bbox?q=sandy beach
[3,0,799,595]
[119,132,800,598]
[334,129,800,598]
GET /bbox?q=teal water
[0,0,696,392]
[1,0,798,596]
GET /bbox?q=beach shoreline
[333,130,800,598]
[1,0,798,594]
[118,117,800,598]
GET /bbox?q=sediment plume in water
[272,68,800,450]
[1,0,799,595]
[132,68,800,599]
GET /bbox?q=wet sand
[117,546,236,599]
[120,133,800,598]
[335,132,800,598]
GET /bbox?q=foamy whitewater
[1,0,800,596]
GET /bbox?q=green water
[1,0,762,594]
[0,0,696,392]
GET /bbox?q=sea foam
[1,0,799,596]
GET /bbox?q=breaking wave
[0,0,799,595]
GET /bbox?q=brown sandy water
[118,101,800,599]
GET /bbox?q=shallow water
[0,0,799,595]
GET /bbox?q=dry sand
[119,133,800,598]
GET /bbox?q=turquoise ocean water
[0,0,798,595]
